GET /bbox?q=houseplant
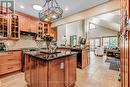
[42,34,53,51]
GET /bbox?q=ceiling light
[33,5,42,11]
[52,15,56,18]
[39,0,63,22]
[20,5,24,9]
[65,8,69,11]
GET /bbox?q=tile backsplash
[0,35,46,50]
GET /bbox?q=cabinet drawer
[0,55,21,65]
[0,51,21,65]
[0,63,21,75]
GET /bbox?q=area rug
[105,58,119,71]
[109,61,119,71]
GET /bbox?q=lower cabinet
[48,58,65,87]
[65,55,77,87]
[25,54,77,87]
[0,51,21,75]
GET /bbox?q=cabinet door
[0,16,9,39]
[38,61,47,87]
[19,14,29,32]
[30,58,38,87]
[30,18,37,33]
[65,55,77,87]
[48,58,65,87]
[25,55,31,86]
[82,49,89,69]
[10,15,20,39]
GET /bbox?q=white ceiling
[88,10,120,31]
[15,0,109,18]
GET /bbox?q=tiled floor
[0,52,121,87]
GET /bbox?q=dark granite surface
[25,51,78,61]
[0,49,21,52]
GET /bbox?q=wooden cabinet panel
[0,15,9,39]
[29,18,38,33]
[82,49,89,69]
[0,63,21,75]
[25,55,31,86]
[10,15,20,39]
[38,61,47,87]
[48,58,65,87]
[30,58,38,87]
[0,51,21,75]
[65,55,77,87]
[18,13,38,33]
[19,14,29,32]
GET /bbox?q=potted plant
[42,34,53,51]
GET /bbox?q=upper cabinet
[18,13,38,33]
[37,22,44,40]
[0,15,20,40]
[0,12,56,40]
[36,22,51,40]
[0,15,8,39]
[10,15,20,39]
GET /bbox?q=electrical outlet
[60,62,64,69]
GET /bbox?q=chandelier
[39,0,63,22]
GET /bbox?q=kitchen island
[25,51,77,87]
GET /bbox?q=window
[103,36,118,48]
[90,39,100,50]
[89,23,96,30]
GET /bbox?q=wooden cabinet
[120,0,130,87]
[0,15,20,40]
[30,58,38,87]
[38,61,48,87]
[18,13,38,33]
[0,15,9,39]
[37,22,44,40]
[0,51,21,75]
[48,58,65,87]
[65,55,77,87]
[25,54,77,87]
[25,55,31,86]
[10,15,20,39]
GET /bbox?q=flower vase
[46,41,51,52]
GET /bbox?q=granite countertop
[0,49,22,52]
[25,51,78,61]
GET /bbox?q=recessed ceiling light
[33,5,42,11]
[20,5,24,9]
[65,7,69,11]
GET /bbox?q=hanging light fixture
[39,0,63,22]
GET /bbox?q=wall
[57,21,84,46]
[0,35,47,50]
[52,0,120,27]
[57,25,66,46]
[88,25,118,38]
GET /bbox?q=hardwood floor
[0,52,120,87]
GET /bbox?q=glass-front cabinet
[0,15,20,39]
[10,15,20,39]
[0,16,8,39]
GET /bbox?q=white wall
[88,25,118,38]
[57,25,66,46]
[57,21,84,46]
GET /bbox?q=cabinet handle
[8,52,13,54]
[8,59,15,61]
[8,67,13,69]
